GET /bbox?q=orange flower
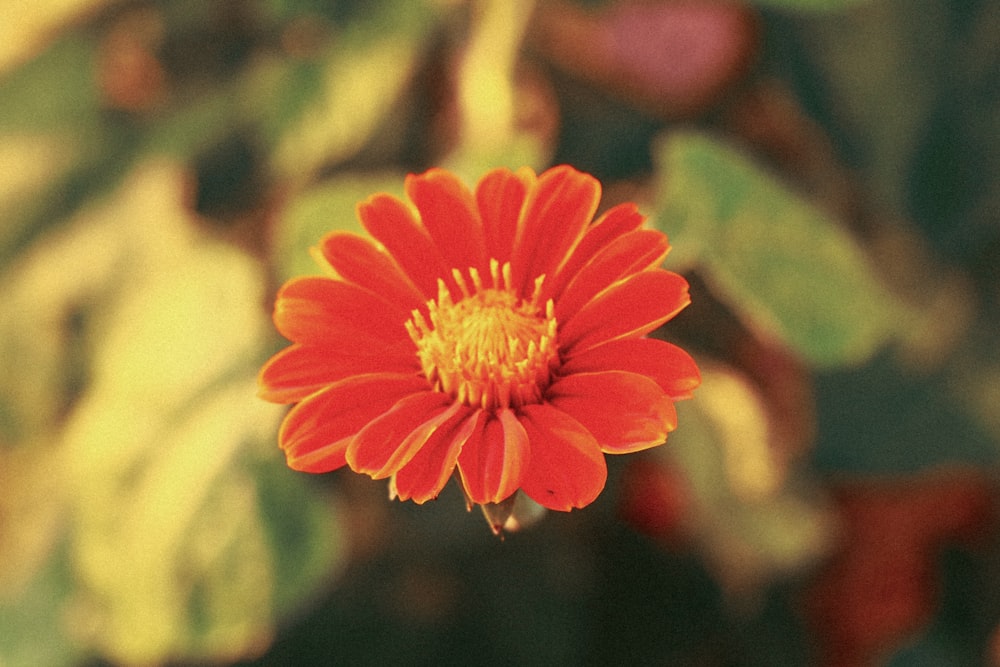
[259,165,699,514]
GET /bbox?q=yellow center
[406,260,559,410]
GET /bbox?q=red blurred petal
[319,232,426,312]
[273,276,412,348]
[457,409,529,505]
[476,167,534,266]
[258,342,420,404]
[406,169,488,275]
[547,202,646,301]
[392,407,481,503]
[618,458,692,541]
[548,370,676,453]
[518,403,607,511]
[357,193,451,298]
[531,2,757,118]
[560,337,700,400]
[804,469,996,667]
[279,373,429,473]
[555,228,669,317]
[511,165,600,297]
[347,392,461,479]
[605,3,758,113]
[558,269,690,355]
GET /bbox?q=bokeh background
[1,0,998,665]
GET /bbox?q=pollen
[406,259,559,410]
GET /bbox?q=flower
[259,165,699,516]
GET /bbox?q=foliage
[0,0,997,665]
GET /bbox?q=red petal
[357,193,450,298]
[547,370,676,453]
[511,165,600,297]
[258,342,420,404]
[319,232,425,312]
[457,409,529,505]
[393,408,481,503]
[273,276,411,347]
[476,167,534,266]
[558,269,690,355]
[547,202,646,300]
[560,337,701,400]
[518,403,607,511]
[279,373,429,473]
[554,228,669,317]
[406,169,488,275]
[347,392,460,479]
[804,470,996,667]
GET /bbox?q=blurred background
[1,0,998,665]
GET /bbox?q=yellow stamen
[406,261,559,410]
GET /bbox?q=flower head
[259,165,699,517]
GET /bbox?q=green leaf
[267,2,442,181]
[744,0,872,11]
[661,366,835,596]
[654,131,910,367]
[0,546,83,667]
[274,174,404,281]
[0,164,343,665]
[0,35,101,134]
[443,134,548,187]
[787,0,965,223]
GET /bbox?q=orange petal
[560,337,701,400]
[457,409,529,505]
[258,342,420,404]
[511,165,600,297]
[548,370,676,453]
[406,169,488,276]
[319,232,426,312]
[476,167,534,266]
[279,373,429,473]
[558,269,690,355]
[554,228,669,318]
[392,408,481,503]
[518,403,607,511]
[546,202,646,301]
[357,193,451,298]
[273,276,411,347]
[347,392,461,479]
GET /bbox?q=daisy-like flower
[259,165,699,522]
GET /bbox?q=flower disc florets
[406,259,558,411]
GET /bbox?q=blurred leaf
[443,134,547,187]
[142,85,244,161]
[662,364,834,599]
[745,0,871,11]
[0,446,68,601]
[655,131,911,368]
[274,174,403,281]
[0,135,83,264]
[268,2,441,182]
[253,458,343,618]
[0,163,343,665]
[0,547,83,667]
[0,143,127,445]
[0,34,101,133]
[788,0,948,214]
[0,34,106,267]
[0,0,448,274]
